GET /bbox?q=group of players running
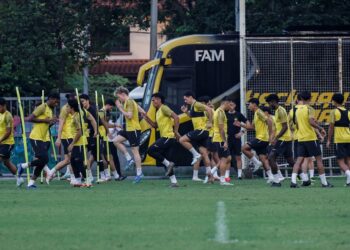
[0,87,350,188]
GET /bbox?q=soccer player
[212,96,233,186]
[142,93,180,187]
[327,93,350,186]
[79,94,98,182]
[179,91,213,181]
[47,93,76,183]
[17,93,60,188]
[265,94,294,187]
[113,87,145,183]
[290,91,332,188]
[236,98,274,183]
[66,99,90,187]
[226,100,250,180]
[0,98,24,186]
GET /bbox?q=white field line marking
[215,201,238,244]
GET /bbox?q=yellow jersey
[274,106,292,141]
[98,109,107,141]
[60,104,74,139]
[213,107,227,143]
[288,104,301,141]
[72,111,89,146]
[156,105,175,138]
[207,108,214,137]
[295,105,317,142]
[0,111,14,145]
[253,109,269,142]
[124,99,141,131]
[329,107,350,143]
[190,101,208,131]
[29,103,52,142]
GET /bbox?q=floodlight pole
[150,0,158,59]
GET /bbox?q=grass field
[0,177,349,250]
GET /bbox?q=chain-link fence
[244,36,350,176]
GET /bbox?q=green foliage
[65,72,130,100]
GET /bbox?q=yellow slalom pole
[16,87,30,184]
[101,94,111,175]
[95,91,100,183]
[40,90,45,184]
[75,89,88,183]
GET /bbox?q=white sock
[319,174,328,185]
[43,165,50,173]
[124,153,132,161]
[76,177,82,184]
[70,173,76,181]
[220,176,225,183]
[225,170,230,178]
[28,179,35,186]
[189,147,200,157]
[87,169,92,177]
[251,156,260,165]
[309,169,314,178]
[169,175,177,184]
[21,163,29,169]
[266,170,273,180]
[50,168,56,175]
[162,159,170,167]
[301,173,309,182]
[273,174,280,183]
[136,167,142,176]
[345,170,350,184]
[277,170,283,178]
[104,169,110,178]
[65,167,70,175]
[100,171,106,179]
[193,170,199,179]
[237,169,242,178]
[112,170,119,179]
[291,173,297,184]
[205,167,211,174]
[211,166,218,175]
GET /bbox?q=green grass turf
[0,178,349,250]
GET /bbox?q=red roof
[90,59,148,77]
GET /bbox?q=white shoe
[220,181,234,186]
[203,176,209,184]
[252,161,263,172]
[46,171,56,185]
[87,176,94,183]
[192,177,203,182]
[191,155,202,165]
[266,178,274,184]
[16,177,24,187]
[279,177,285,182]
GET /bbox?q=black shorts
[30,139,50,159]
[214,142,230,158]
[72,145,84,162]
[0,144,14,159]
[206,137,217,152]
[297,141,321,158]
[187,130,209,148]
[228,136,241,156]
[87,136,96,152]
[118,130,141,147]
[293,140,299,159]
[247,139,269,156]
[271,140,293,158]
[335,143,350,159]
[62,138,73,155]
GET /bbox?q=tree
[0,0,145,96]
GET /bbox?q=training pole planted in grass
[16,87,30,184]
[95,91,100,183]
[75,88,89,183]
[40,90,45,184]
[101,94,111,175]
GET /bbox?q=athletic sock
[291,173,297,184]
[162,159,170,167]
[319,174,328,185]
[169,175,177,184]
[100,171,106,180]
[225,170,230,178]
[76,177,82,184]
[43,165,50,174]
[277,170,284,178]
[301,173,309,182]
[220,176,225,183]
[205,167,211,174]
[87,169,92,178]
[104,169,111,178]
[189,147,200,157]
[237,169,242,178]
[193,170,199,179]
[112,170,119,179]
[136,167,142,176]
[266,170,273,180]
[21,163,29,169]
[28,179,35,186]
[309,169,315,178]
[273,174,280,183]
[345,170,350,184]
[211,166,218,175]
[124,153,132,161]
[64,167,70,175]
[251,156,260,165]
